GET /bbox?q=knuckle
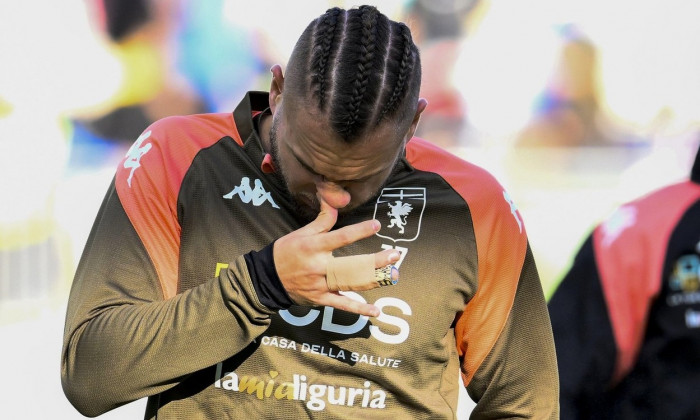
[297,241,313,253]
[335,223,372,245]
[335,229,355,246]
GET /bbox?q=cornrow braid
[310,7,342,110]
[285,5,422,143]
[338,5,378,138]
[377,23,412,124]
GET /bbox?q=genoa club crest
[373,187,426,242]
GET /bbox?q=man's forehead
[280,108,401,180]
[283,101,330,134]
[283,101,402,147]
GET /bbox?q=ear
[404,98,428,141]
[269,64,285,113]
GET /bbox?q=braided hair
[285,5,422,142]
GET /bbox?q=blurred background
[1,0,699,418]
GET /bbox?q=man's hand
[273,197,400,317]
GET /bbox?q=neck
[259,112,273,153]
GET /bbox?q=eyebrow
[288,146,379,183]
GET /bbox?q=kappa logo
[224,177,280,209]
[502,190,523,233]
[124,130,152,187]
[600,205,637,247]
[374,187,425,242]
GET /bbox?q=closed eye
[289,148,376,184]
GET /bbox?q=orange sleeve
[407,139,528,386]
[115,113,240,298]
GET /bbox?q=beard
[267,115,392,225]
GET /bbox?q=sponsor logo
[279,292,411,345]
[215,263,412,344]
[374,188,425,242]
[667,254,700,307]
[214,366,388,411]
[260,336,402,368]
[669,254,700,293]
[224,176,280,209]
[123,130,152,187]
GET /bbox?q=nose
[315,180,351,209]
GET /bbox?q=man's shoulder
[121,112,240,166]
[405,137,503,195]
[147,112,237,147]
[611,180,700,222]
[405,137,525,235]
[595,180,700,248]
[115,112,239,192]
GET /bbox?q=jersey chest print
[211,186,424,413]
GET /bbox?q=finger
[315,180,351,209]
[327,254,373,292]
[327,254,399,292]
[317,218,381,250]
[375,248,401,268]
[316,194,337,230]
[296,194,338,236]
[319,293,380,318]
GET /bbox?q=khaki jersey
[62,92,559,419]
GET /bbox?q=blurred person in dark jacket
[549,142,700,419]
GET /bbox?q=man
[62,6,558,418]
[549,143,700,419]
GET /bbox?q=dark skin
[260,64,428,317]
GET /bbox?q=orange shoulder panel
[115,113,240,299]
[406,138,528,386]
[593,181,700,384]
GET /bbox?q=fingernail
[372,220,380,231]
[391,266,400,281]
[389,252,400,262]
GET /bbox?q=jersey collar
[233,91,277,174]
